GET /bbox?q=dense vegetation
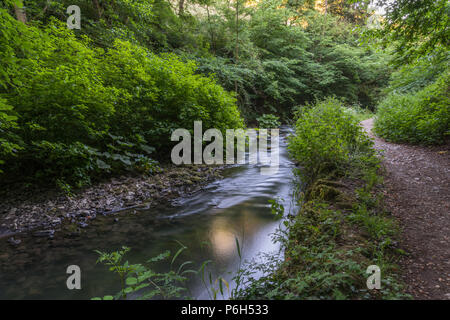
[0,2,244,187]
[375,69,449,144]
[231,1,449,299]
[231,98,408,299]
[371,0,449,144]
[0,0,443,301]
[0,0,393,188]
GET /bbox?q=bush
[0,97,21,172]
[100,40,244,152]
[256,114,281,129]
[0,16,243,187]
[1,20,120,185]
[288,98,375,183]
[374,71,450,145]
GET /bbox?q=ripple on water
[0,127,299,299]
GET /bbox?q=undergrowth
[233,98,410,300]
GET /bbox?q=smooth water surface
[0,127,298,299]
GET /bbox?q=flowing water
[0,127,298,299]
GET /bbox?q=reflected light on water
[209,217,236,260]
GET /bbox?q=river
[0,127,298,299]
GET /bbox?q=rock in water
[8,237,21,246]
[32,229,55,238]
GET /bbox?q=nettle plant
[94,133,160,174]
[93,244,197,300]
[93,237,262,300]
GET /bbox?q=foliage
[384,56,449,95]
[289,98,376,183]
[93,244,197,300]
[93,243,236,300]
[2,0,390,186]
[318,0,370,24]
[375,70,450,145]
[268,197,285,219]
[354,0,450,146]
[361,0,450,66]
[100,39,244,150]
[0,12,242,186]
[195,3,390,120]
[234,99,408,300]
[235,194,408,299]
[0,97,21,172]
[256,114,281,129]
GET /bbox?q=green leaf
[171,245,187,266]
[235,237,241,259]
[126,277,137,286]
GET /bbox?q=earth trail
[361,118,449,300]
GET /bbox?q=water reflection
[0,127,297,299]
[210,217,236,259]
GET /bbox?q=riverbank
[0,127,297,299]
[234,99,409,299]
[0,164,225,239]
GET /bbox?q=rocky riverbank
[0,164,225,240]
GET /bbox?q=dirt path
[361,118,450,300]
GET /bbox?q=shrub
[2,21,120,185]
[0,17,243,187]
[374,71,450,145]
[100,39,244,153]
[0,97,21,173]
[256,114,281,129]
[288,98,375,183]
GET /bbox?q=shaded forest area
[0,0,448,301]
[1,0,395,189]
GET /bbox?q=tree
[317,0,370,24]
[9,0,27,23]
[360,0,450,65]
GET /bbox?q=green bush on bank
[233,99,407,300]
[0,11,243,187]
[288,98,376,183]
[374,71,450,145]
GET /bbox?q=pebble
[8,237,21,246]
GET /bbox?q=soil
[361,118,450,300]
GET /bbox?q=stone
[32,229,55,238]
[8,237,21,246]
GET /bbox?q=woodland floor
[361,118,450,300]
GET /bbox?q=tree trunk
[235,0,239,63]
[206,5,215,54]
[179,0,185,16]
[93,0,103,20]
[13,3,27,23]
